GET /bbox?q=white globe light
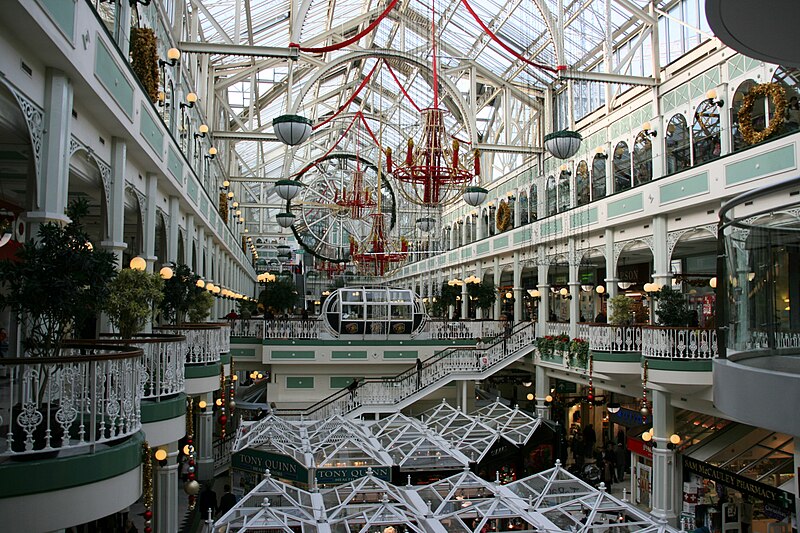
[463,186,488,206]
[159,266,174,280]
[274,179,304,201]
[276,212,296,228]
[272,114,313,146]
[130,256,147,271]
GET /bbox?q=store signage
[683,456,795,511]
[316,466,391,483]
[626,436,652,459]
[610,407,646,428]
[232,449,308,483]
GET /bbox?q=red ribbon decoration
[289,0,400,54]
[382,59,422,112]
[312,61,380,130]
[457,0,558,73]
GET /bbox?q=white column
[538,248,550,336]
[513,252,523,323]
[568,238,580,338]
[143,173,159,272]
[650,389,678,523]
[461,269,469,319]
[113,1,132,55]
[197,227,206,277]
[196,392,215,481]
[168,196,180,264]
[535,365,550,419]
[493,257,501,320]
[474,262,483,320]
[26,69,72,236]
[652,215,671,288]
[101,137,128,268]
[185,214,195,270]
[154,442,179,533]
[604,228,618,317]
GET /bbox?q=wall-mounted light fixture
[194,124,209,139]
[158,48,180,68]
[705,89,724,107]
[180,92,198,110]
[641,121,658,137]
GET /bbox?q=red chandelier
[389,0,479,207]
[316,260,346,278]
[349,213,408,276]
[334,167,375,219]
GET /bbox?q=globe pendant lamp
[277,244,291,259]
[272,114,313,146]
[276,212,296,228]
[463,185,488,207]
[416,217,436,232]
[544,130,583,159]
[274,179,305,201]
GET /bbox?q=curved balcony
[155,323,223,365]
[0,344,143,456]
[715,175,800,436]
[588,324,643,377]
[98,333,187,399]
[423,319,506,340]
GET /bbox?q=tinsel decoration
[640,360,650,423]
[586,354,594,409]
[142,441,154,533]
[184,399,198,510]
[218,366,228,439]
[130,28,159,103]
[219,192,229,224]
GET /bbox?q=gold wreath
[739,83,787,145]
[496,200,511,232]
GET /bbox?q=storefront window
[666,113,691,174]
[773,66,800,133]
[613,141,631,193]
[633,131,653,186]
[576,160,590,206]
[546,176,557,216]
[693,100,721,164]
[591,153,607,201]
[558,169,571,212]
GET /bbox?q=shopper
[415,357,423,389]
[218,484,238,517]
[198,483,218,520]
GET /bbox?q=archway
[154,212,168,267]
[670,228,718,328]
[122,187,143,267]
[613,141,631,193]
[665,113,691,174]
[578,249,606,322]
[693,100,721,165]
[67,149,108,246]
[633,132,653,186]
[615,240,655,324]
[520,263,538,321]
[731,79,761,152]
[591,154,606,201]
[546,259,570,323]
[0,83,34,251]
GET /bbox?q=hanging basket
[544,130,582,159]
[272,114,313,146]
[463,185,488,207]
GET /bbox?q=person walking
[198,483,218,520]
[347,379,359,401]
[415,357,423,389]
[218,484,238,517]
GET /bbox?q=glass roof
[186,0,666,248]
[215,460,680,532]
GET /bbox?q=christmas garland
[739,83,787,145]
[130,27,159,103]
[219,191,229,224]
[496,200,511,232]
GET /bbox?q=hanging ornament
[142,442,154,533]
[587,354,594,408]
[640,360,650,422]
[184,399,199,509]
[276,212,296,228]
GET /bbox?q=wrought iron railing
[588,325,643,353]
[99,334,186,399]
[423,319,506,340]
[546,321,570,337]
[229,319,320,340]
[155,324,224,365]
[276,322,536,420]
[0,344,144,456]
[641,327,718,359]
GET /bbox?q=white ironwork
[588,325,643,353]
[641,327,718,359]
[0,345,143,456]
[155,325,224,364]
[546,321,570,337]
[423,319,505,340]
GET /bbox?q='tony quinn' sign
[683,456,795,511]
[232,449,392,485]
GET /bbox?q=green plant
[608,295,634,325]
[0,199,117,357]
[159,263,202,324]
[188,290,214,323]
[258,277,299,314]
[654,286,693,326]
[536,335,555,358]
[429,283,460,317]
[569,338,590,367]
[105,268,164,339]
[467,280,496,311]
[237,298,257,319]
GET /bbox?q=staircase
[275,322,536,420]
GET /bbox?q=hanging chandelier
[333,167,375,220]
[349,212,408,276]
[316,260,346,278]
[390,0,480,207]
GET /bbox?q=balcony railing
[749,330,800,350]
[641,327,718,359]
[423,319,506,340]
[155,324,224,365]
[588,325,643,353]
[0,344,144,456]
[546,321,570,336]
[99,334,187,400]
[229,319,320,340]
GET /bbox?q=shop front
[680,425,796,533]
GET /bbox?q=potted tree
[467,280,497,316]
[654,286,693,326]
[105,268,165,339]
[608,294,634,326]
[159,263,203,325]
[258,276,299,316]
[0,199,117,357]
[188,290,215,323]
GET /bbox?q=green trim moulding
[141,393,187,423]
[286,377,315,389]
